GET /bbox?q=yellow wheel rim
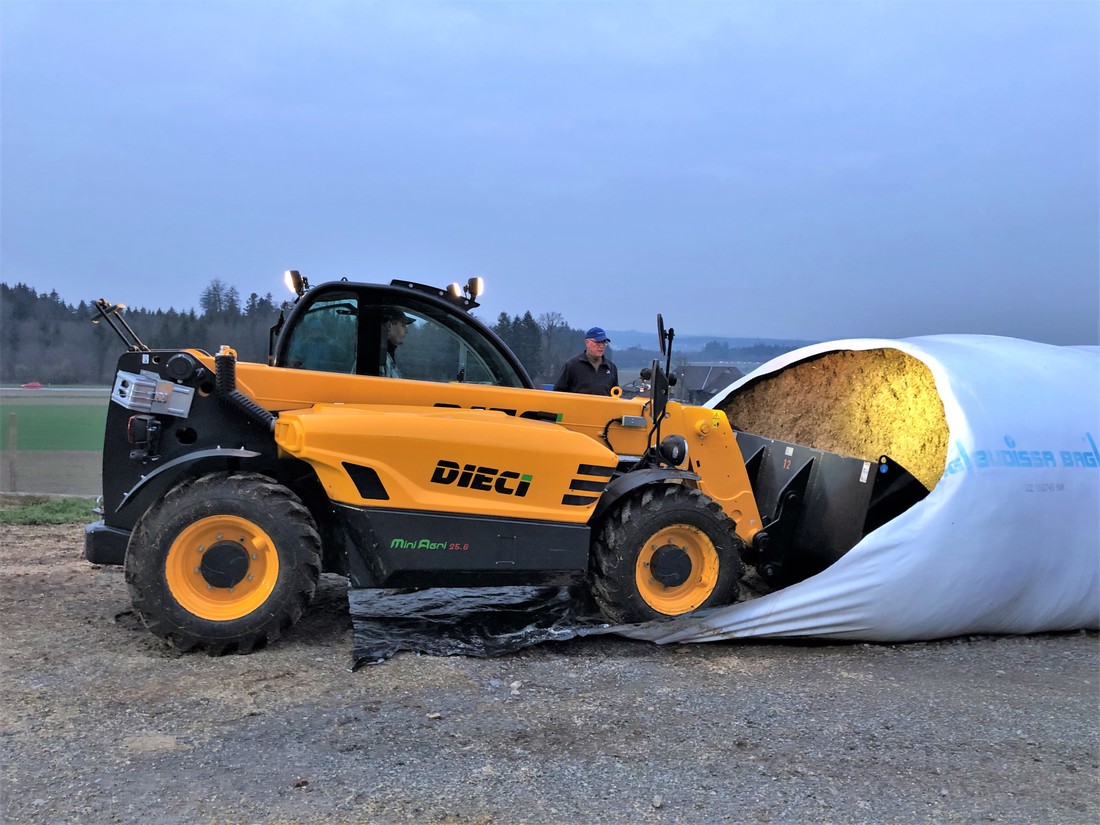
[164,515,280,621]
[635,524,720,615]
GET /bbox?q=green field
[0,391,109,451]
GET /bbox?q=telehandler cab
[85,273,925,653]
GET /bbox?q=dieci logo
[430,460,532,497]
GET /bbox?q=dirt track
[2,523,1098,824]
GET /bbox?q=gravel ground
[2,524,1098,824]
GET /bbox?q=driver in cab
[380,308,416,378]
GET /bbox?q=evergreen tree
[199,279,230,316]
[513,311,544,380]
[492,312,515,349]
[225,285,242,318]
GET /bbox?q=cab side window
[386,306,512,385]
[284,293,358,373]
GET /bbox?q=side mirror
[650,360,670,424]
[657,314,666,356]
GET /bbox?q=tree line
[1,281,797,387]
[1,280,282,386]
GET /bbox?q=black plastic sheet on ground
[349,586,609,667]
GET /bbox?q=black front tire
[590,485,742,624]
[125,472,322,654]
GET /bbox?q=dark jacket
[553,352,619,395]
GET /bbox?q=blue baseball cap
[585,327,610,343]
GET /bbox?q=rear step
[735,431,929,588]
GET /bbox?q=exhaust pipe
[214,346,276,432]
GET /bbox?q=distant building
[673,363,745,404]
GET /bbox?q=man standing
[553,326,619,395]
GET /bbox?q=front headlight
[658,434,688,467]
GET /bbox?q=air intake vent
[343,463,390,500]
[561,463,615,506]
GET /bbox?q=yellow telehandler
[85,273,925,652]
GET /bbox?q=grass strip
[0,496,97,525]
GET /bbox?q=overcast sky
[2,0,1097,345]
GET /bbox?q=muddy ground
[1,523,1097,825]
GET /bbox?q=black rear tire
[125,472,322,654]
[590,485,742,624]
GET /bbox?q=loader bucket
[736,431,928,588]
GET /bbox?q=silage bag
[623,335,1100,644]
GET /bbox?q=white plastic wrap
[624,335,1100,644]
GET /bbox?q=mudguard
[111,447,263,514]
[590,467,701,525]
